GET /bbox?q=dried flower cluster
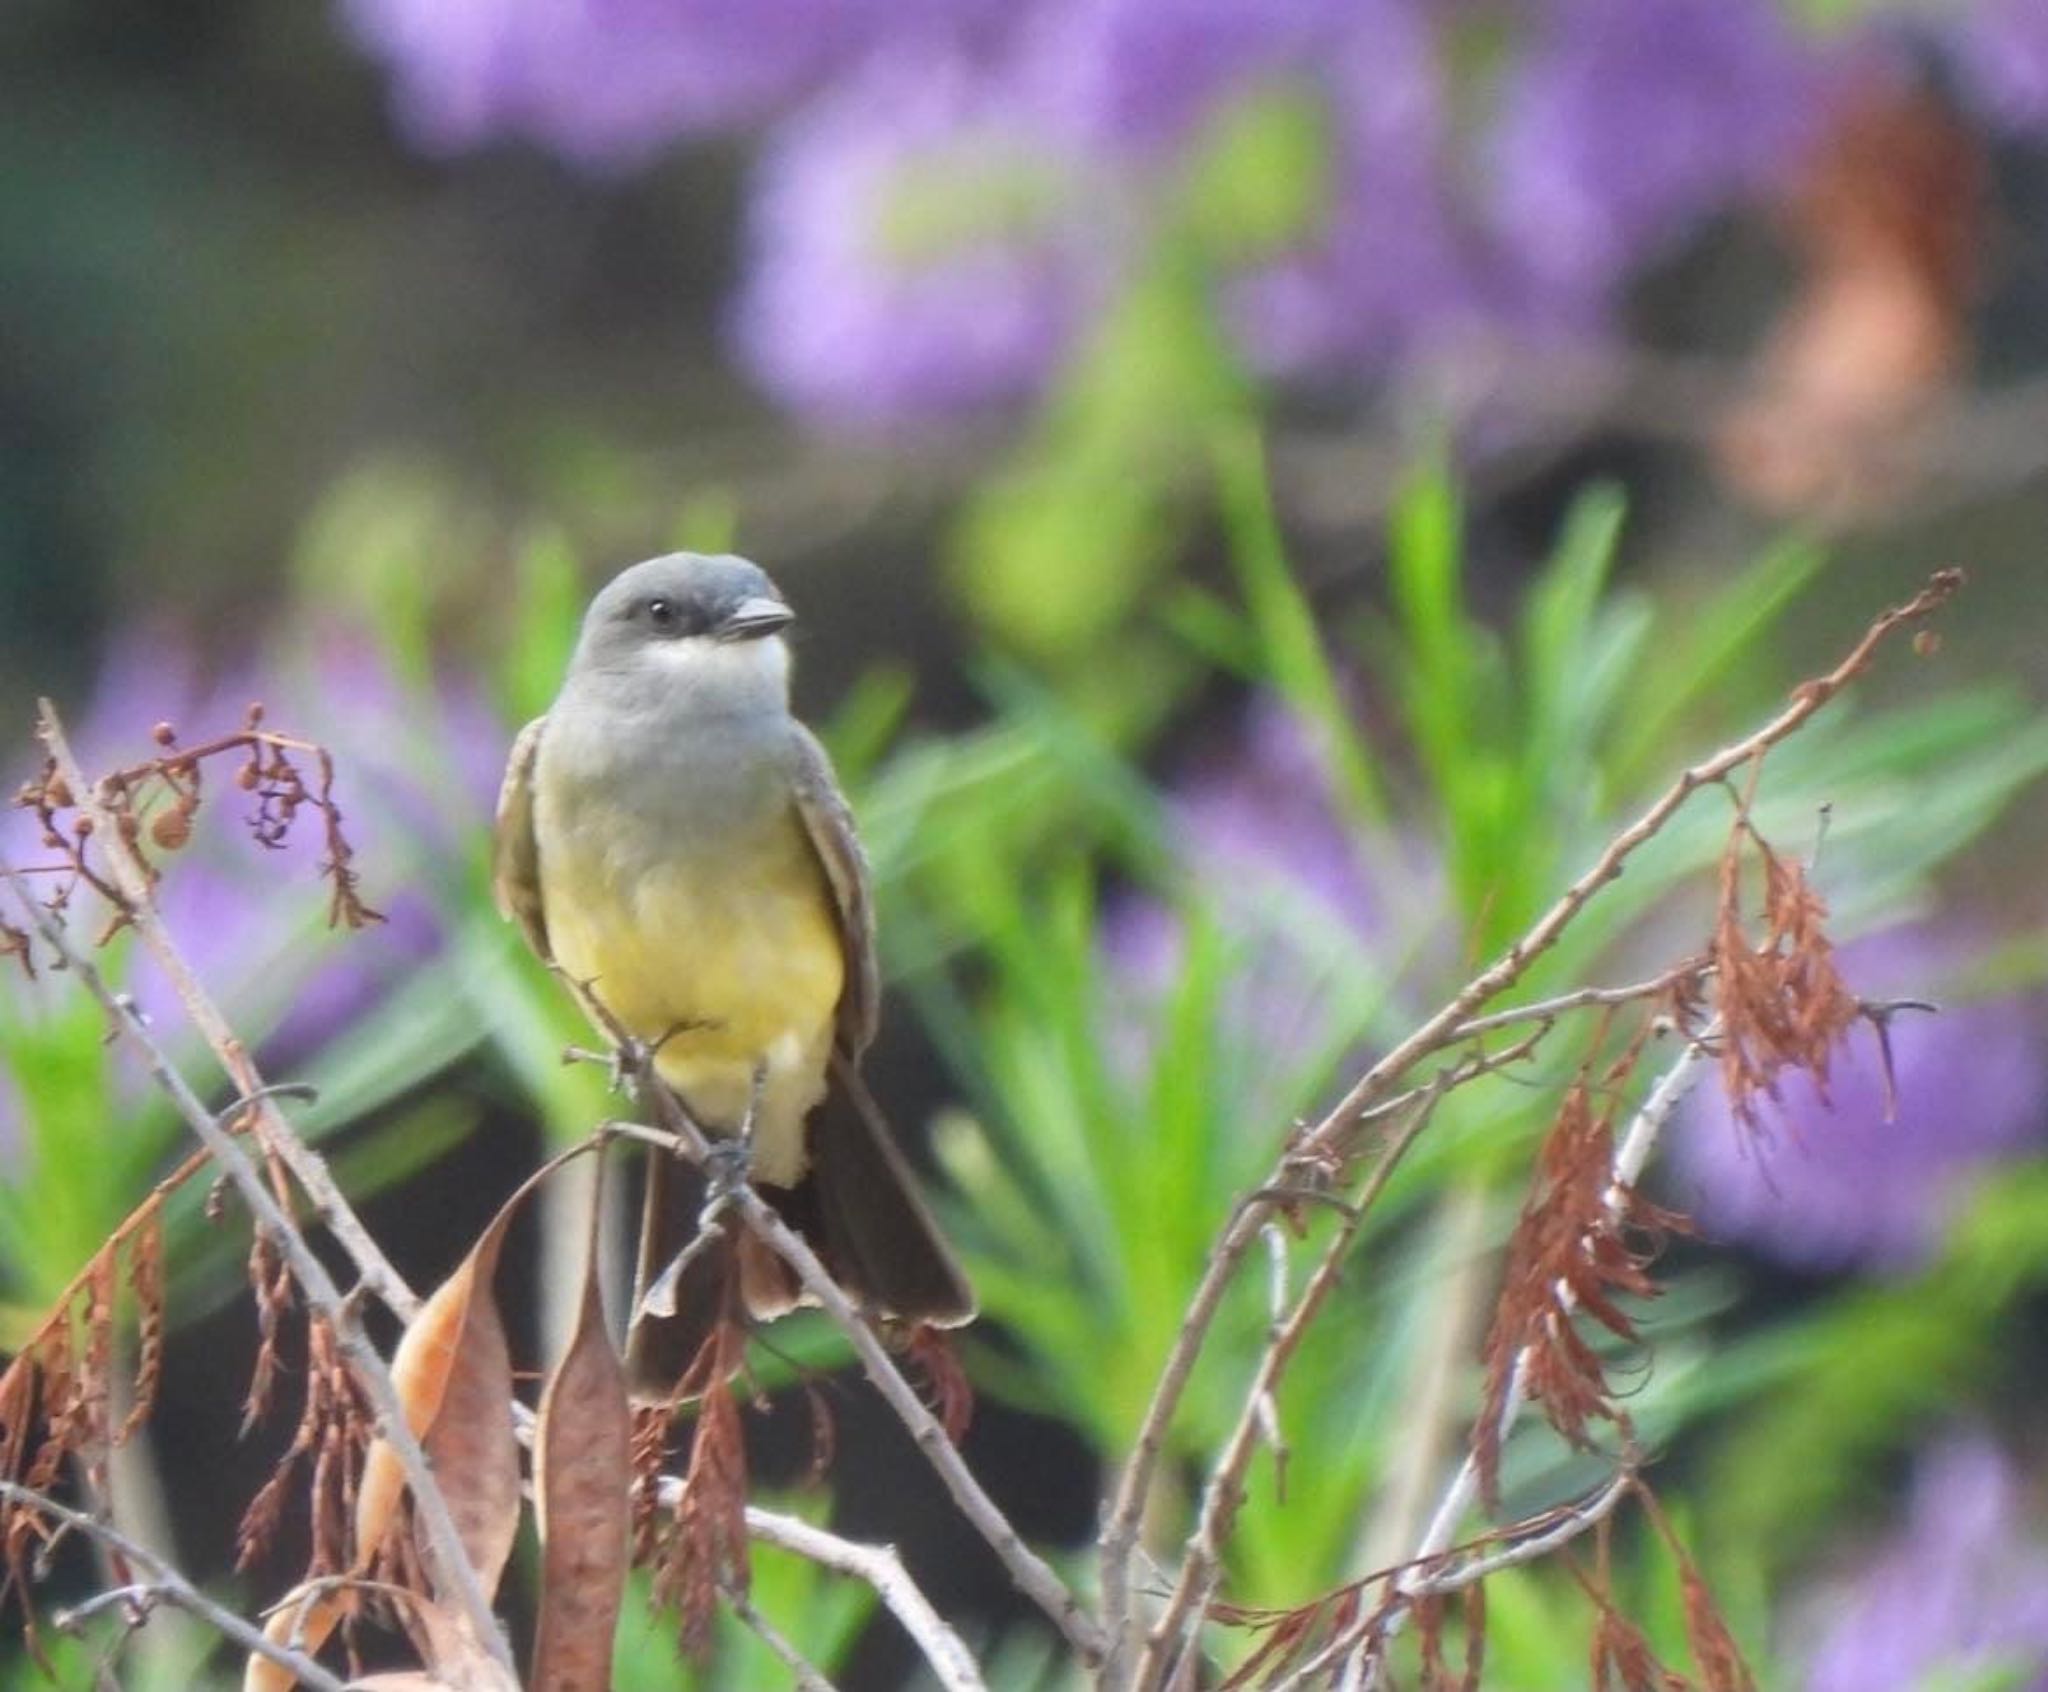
[1474,1021,1682,1507]
[0,1196,165,1665]
[7,702,380,957]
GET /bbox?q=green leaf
[1610,532,1828,787]
[1214,419,1385,822]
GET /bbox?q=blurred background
[3,0,2048,1686]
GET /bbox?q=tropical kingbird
[493,553,973,1397]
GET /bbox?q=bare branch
[1443,964,1707,1044]
[739,1502,987,1692]
[720,1579,841,1692]
[1096,569,1962,1666]
[1135,1078,1454,1691]
[35,702,421,1326]
[611,1093,1101,1664]
[1101,1028,1548,1679]
[1329,1031,1716,1691]
[0,851,511,1675]
[1,1480,347,1692]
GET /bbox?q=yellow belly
[539,808,843,1182]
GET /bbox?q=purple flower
[1102,697,1440,1105]
[0,627,504,1154]
[340,0,989,166]
[729,43,1122,424]
[1670,925,2048,1274]
[1227,0,1492,375]
[1487,0,1828,317]
[1803,1433,2048,1691]
[1953,0,2048,134]
[1014,0,1340,154]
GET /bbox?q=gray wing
[790,723,880,1057]
[492,715,552,962]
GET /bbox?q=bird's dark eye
[645,597,677,629]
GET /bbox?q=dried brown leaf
[248,1210,518,1692]
[649,1325,751,1657]
[908,1325,974,1447]
[1711,818,1860,1138]
[1475,1025,1678,1504]
[116,1200,165,1446]
[357,1216,519,1601]
[530,1199,631,1692]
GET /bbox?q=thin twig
[1264,1469,1639,1692]
[1100,1029,1548,1679]
[1404,1468,1636,1600]
[612,1099,1103,1665]
[1096,569,1961,1666]
[721,1578,842,1692]
[1324,1032,1715,1691]
[1443,964,1707,1044]
[739,1502,988,1692]
[2,1480,347,1692]
[0,852,511,1675]
[1136,1078,1456,1691]
[36,702,421,1326]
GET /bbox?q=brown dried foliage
[10,703,381,945]
[530,1232,633,1692]
[236,1315,372,1579]
[1474,1022,1682,1506]
[1411,1586,1485,1692]
[907,1323,975,1447]
[1709,812,1861,1138]
[242,1230,297,1434]
[648,1324,753,1659]
[1217,1579,1388,1690]
[1559,1492,1757,1692]
[249,1207,521,1692]
[1637,1488,1756,1692]
[0,1194,169,1653]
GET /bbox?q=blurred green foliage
[5,431,2047,1688]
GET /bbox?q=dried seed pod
[150,809,192,851]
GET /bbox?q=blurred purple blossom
[1488,0,1827,316]
[1955,0,2048,133]
[1803,1432,2048,1691]
[1228,0,1493,375]
[341,0,2048,426]
[340,0,991,166]
[1102,696,1438,1102]
[730,44,1121,423]
[1015,0,1338,154]
[1671,925,2048,1275]
[0,627,505,1159]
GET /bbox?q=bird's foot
[704,1061,769,1199]
[702,1134,753,1201]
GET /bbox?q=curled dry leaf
[530,1178,632,1692]
[1474,1025,1681,1507]
[1710,817,1860,1138]
[248,1207,520,1692]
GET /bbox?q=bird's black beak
[718,597,795,642]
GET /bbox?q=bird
[492,552,973,1399]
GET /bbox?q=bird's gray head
[567,553,797,714]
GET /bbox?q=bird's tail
[624,1054,974,1404]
